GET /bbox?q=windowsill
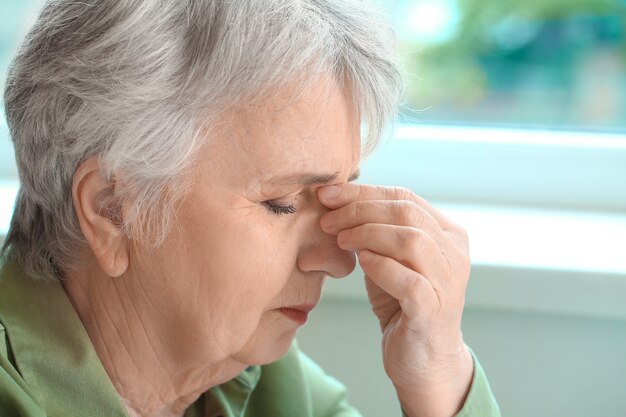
[2,179,625,320]
[323,202,626,321]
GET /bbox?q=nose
[296,207,357,279]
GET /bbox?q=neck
[62,262,247,417]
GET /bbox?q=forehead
[222,76,362,186]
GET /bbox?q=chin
[234,327,298,366]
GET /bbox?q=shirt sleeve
[452,346,501,417]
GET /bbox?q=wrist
[394,345,474,417]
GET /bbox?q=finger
[337,223,448,281]
[363,274,400,331]
[318,183,455,230]
[358,250,438,319]
[320,199,441,238]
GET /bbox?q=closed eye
[263,200,298,216]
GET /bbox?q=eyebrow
[266,169,360,186]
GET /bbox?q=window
[0,1,42,235]
[392,0,626,131]
[1,1,625,283]
[345,0,626,324]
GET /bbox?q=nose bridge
[297,205,356,278]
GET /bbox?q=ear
[72,157,129,277]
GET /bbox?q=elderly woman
[0,1,500,417]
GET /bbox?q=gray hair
[2,0,403,282]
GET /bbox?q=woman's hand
[318,184,474,417]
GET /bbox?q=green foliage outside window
[1,1,625,132]
[395,0,626,130]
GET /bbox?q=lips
[277,303,316,325]
[281,304,316,313]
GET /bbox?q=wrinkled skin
[65,76,472,417]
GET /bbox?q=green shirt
[0,259,501,417]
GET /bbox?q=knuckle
[410,192,428,206]
[446,244,471,279]
[376,185,393,200]
[461,253,472,273]
[395,204,412,225]
[399,186,414,201]
[400,227,424,252]
[391,186,411,200]
[448,224,470,246]
[458,225,469,241]
[396,201,422,227]
[456,254,472,281]
[454,244,471,266]
[348,201,360,220]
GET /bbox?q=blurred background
[394,0,626,130]
[1,1,626,416]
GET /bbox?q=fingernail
[319,185,340,200]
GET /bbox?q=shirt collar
[0,258,131,417]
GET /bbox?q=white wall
[298,283,626,417]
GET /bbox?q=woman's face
[130,77,361,367]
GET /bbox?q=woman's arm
[293,343,500,417]
[317,183,502,417]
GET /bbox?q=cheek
[180,209,299,313]
[134,214,298,358]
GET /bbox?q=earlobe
[72,158,129,277]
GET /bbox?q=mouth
[277,303,316,325]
